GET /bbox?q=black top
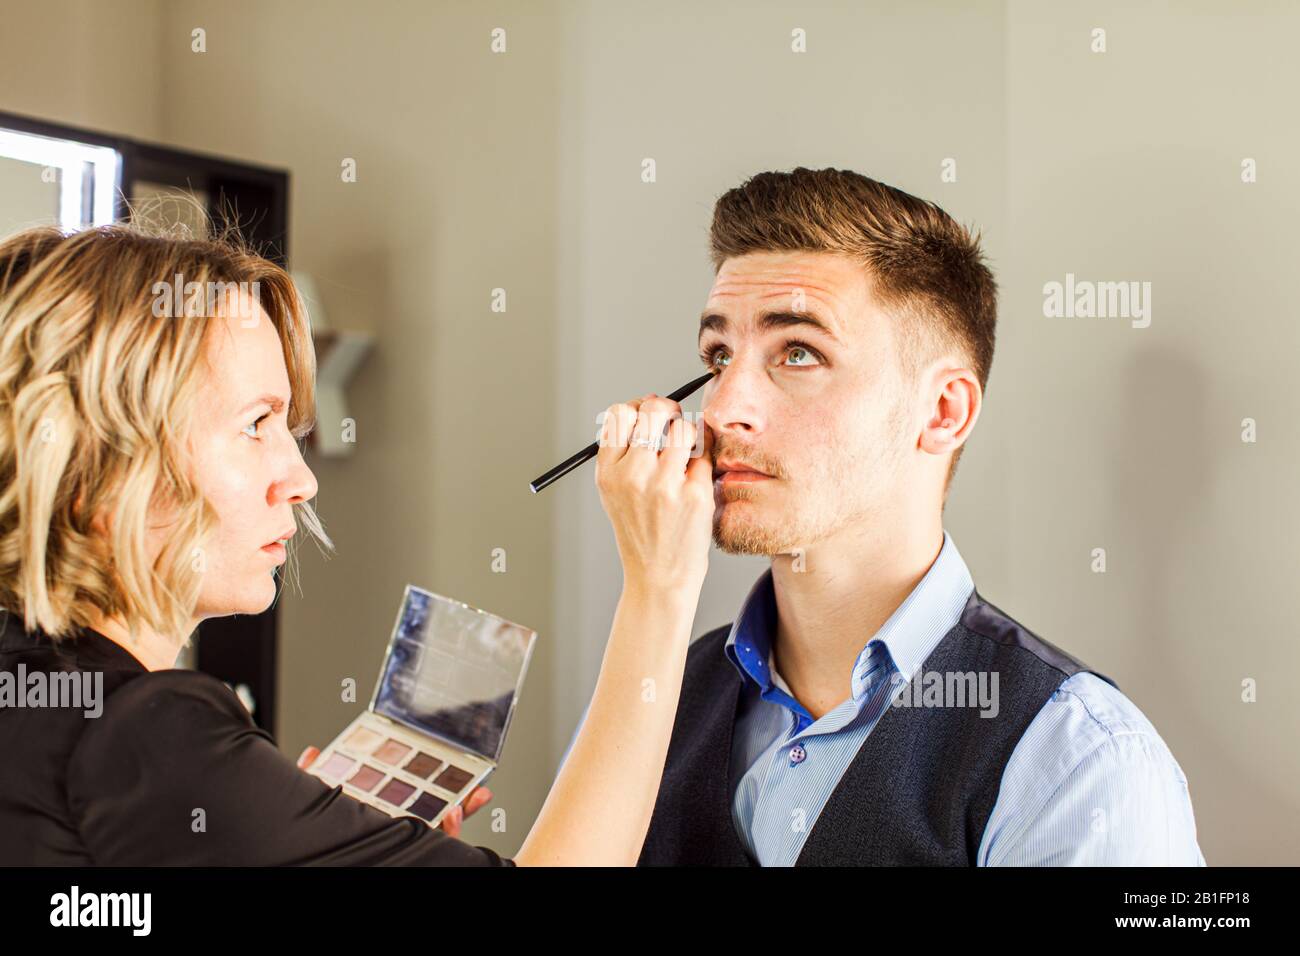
[0,610,513,866]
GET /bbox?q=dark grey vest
[638,589,1118,866]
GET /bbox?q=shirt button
[788,744,807,766]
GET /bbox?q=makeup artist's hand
[595,393,714,592]
[439,786,493,838]
[297,746,493,837]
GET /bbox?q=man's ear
[918,367,980,457]
[919,418,956,456]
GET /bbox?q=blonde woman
[0,223,714,865]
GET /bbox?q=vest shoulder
[682,623,737,674]
[691,622,733,649]
[958,591,1118,690]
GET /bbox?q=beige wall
[2,0,1295,863]
[0,0,164,139]
[1001,0,1300,865]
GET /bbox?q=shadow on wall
[1110,344,1295,863]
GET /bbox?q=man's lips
[716,472,771,485]
[713,460,774,484]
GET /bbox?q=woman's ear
[76,490,111,539]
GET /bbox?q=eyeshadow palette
[308,586,536,830]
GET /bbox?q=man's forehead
[704,255,871,339]
[710,252,864,298]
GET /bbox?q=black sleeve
[66,669,514,866]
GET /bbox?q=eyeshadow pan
[373,739,413,766]
[344,726,384,753]
[407,792,448,822]
[318,752,356,780]
[377,778,416,808]
[348,765,385,792]
[434,765,474,793]
[404,752,444,779]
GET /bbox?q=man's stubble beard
[711,482,796,556]
[710,399,912,558]
[711,466,881,558]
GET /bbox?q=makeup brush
[528,371,714,493]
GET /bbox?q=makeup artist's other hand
[440,786,493,838]
[298,746,321,770]
[595,394,714,592]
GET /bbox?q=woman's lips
[260,542,287,562]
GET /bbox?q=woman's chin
[223,575,279,616]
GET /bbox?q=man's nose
[701,362,767,438]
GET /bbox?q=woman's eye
[242,414,269,438]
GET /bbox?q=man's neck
[770,515,944,721]
[84,610,194,671]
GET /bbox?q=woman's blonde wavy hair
[0,218,332,643]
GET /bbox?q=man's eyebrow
[698,309,841,344]
[235,395,287,417]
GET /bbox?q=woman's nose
[272,443,319,505]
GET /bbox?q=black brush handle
[528,371,714,494]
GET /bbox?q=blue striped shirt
[725,530,1207,865]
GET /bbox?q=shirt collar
[723,530,975,704]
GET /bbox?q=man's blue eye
[698,340,823,370]
[699,345,731,370]
[786,345,821,366]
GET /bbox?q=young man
[635,167,1204,866]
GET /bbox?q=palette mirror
[308,586,537,828]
